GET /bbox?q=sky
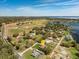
[0,0,79,16]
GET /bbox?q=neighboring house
[46,39,53,43]
[29,33,36,37]
[32,49,44,58]
[47,37,53,40]
[65,34,72,40]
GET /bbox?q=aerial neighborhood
[0,17,79,59]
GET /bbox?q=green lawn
[69,47,78,59]
[38,55,51,59]
[33,44,40,49]
[23,50,37,59]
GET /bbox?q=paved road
[50,36,65,58]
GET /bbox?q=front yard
[23,50,37,59]
[23,49,50,59]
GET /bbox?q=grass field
[7,20,49,36]
[10,28,24,34]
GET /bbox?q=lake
[68,22,79,43]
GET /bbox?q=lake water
[68,22,79,43]
[49,16,79,19]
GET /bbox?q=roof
[32,49,44,58]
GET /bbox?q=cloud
[0,5,79,16]
[0,0,79,16]
[40,0,57,3]
[34,0,79,7]
[38,0,62,4]
[55,0,79,5]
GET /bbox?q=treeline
[0,16,78,26]
[0,17,49,26]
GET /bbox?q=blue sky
[0,0,79,16]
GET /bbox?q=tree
[7,37,12,42]
[76,52,79,57]
[23,31,26,36]
[76,44,79,51]
[61,40,76,48]
[0,39,3,49]
[0,39,18,59]
[13,33,19,37]
[15,43,20,50]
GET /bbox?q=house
[45,37,53,43]
[40,40,46,48]
[40,40,45,46]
